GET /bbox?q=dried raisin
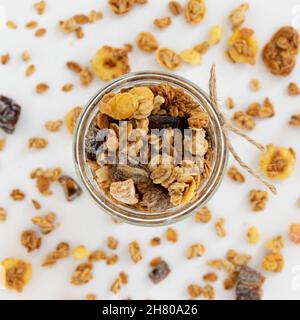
[0,95,21,134]
[149,260,171,284]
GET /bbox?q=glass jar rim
[73,70,228,226]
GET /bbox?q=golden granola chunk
[154,17,172,29]
[290,224,300,244]
[180,49,201,65]
[228,166,245,183]
[185,0,206,25]
[65,106,83,134]
[228,3,249,31]
[137,32,158,53]
[288,82,300,95]
[249,190,268,212]
[233,111,255,130]
[108,0,135,15]
[70,262,93,285]
[21,230,42,252]
[129,240,142,263]
[168,1,182,16]
[156,48,182,71]
[262,252,284,273]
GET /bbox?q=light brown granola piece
[0,208,7,222]
[62,83,74,92]
[137,32,158,53]
[262,252,284,273]
[35,28,47,37]
[154,17,172,29]
[195,206,212,223]
[80,67,93,86]
[21,230,42,252]
[88,250,106,262]
[228,166,245,183]
[66,61,82,73]
[168,1,182,16]
[45,120,63,132]
[150,237,161,246]
[30,167,62,195]
[86,294,97,300]
[36,83,49,94]
[165,228,179,243]
[249,79,261,92]
[289,114,300,126]
[129,240,142,263]
[188,284,203,298]
[6,21,17,29]
[233,111,255,130]
[32,199,41,210]
[203,272,218,283]
[149,257,162,267]
[246,98,275,118]
[21,51,30,62]
[266,236,285,253]
[0,138,6,151]
[26,20,38,29]
[42,242,70,267]
[28,137,48,149]
[215,218,226,238]
[106,254,119,266]
[188,110,209,129]
[249,190,268,212]
[31,212,57,234]
[226,97,235,109]
[108,0,135,15]
[194,41,210,54]
[65,106,83,134]
[25,64,36,77]
[10,189,25,201]
[228,3,249,31]
[185,0,206,25]
[186,243,205,259]
[1,54,10,65]
[34,1,46,15]
[246,226,260,244]
[107,236,119,250]
[156,48,182,71]
[70,262,93,285]
[290,224,300,244]
[288,82,300,95]
[202,284,215,300]
[111,272,128,294]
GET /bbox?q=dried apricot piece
[91,46,130,81]
[100,93,138,120]
[259,145,296,180]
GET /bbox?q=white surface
[0,0,300,300]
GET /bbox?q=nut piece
[154,17,172,29]
[266,236,284,253]
[25,64,36,77]
[110,179,138,205]
[107,236,119,250]
[203,272,218,283]
[185,0,206,25]
[186,243,205,259]
[156,48,182,71]
[31,212,57,234]
[0,258,32,292]
[228,166,245,183]
[168,1,182,16]
[137,32,158,53]
[1,53,10,65]
[259,145,296,180]
[233,111,255,130]
[195,206,212,223]
[58,175,82,201]
[21,230,42,252]
[149,260,170,284]
[226,97,235,109]
[249,190,268,212]
[290,224,300,244]
[129,240,142,263]
[188,284,203,298]
[70,262,93,285]
[65,106,83,134]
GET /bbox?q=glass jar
[73,71,228,226]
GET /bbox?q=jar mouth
[73,71,228,226]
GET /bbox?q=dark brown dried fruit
[58,175,82,201]
[112,164,150,184]
[0,95,21,134]
[149,115,188,130]
[141,187,171,212]
[85,128,106,161]
[149,260,171,284]
[236,265,265,300]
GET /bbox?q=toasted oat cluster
[84,83,212,212]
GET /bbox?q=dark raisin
[141,187,172,212]
[236,265,265,300]
[149,115,188,130]
[149,260,171,284]
[0,95,21,134]
[112,164,150,184]
[58,175,82,201]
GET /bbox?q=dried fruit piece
[70,262,93,285]
[35,28,46,37]
[149,260,170,284]
[21,230,42,252]
[203,272,218,283]
[180,49,201,65]
[65,106,83,134]
[229,3,249,31]
[129,240,142,263]
[110,179,138,205]
[168,1,182,16]
[246,226,260,244]
[154,17,172,29]
[266,236,284,253]
[290,224,300,244]
[28,137,48,149]
[149,115,187,130]
[228,166,245,183]
[249,190,268,212]
[263,26,300,76]
[91,46,130,81]
[137,32,158,53]
[0,95,21,134]
[259,145,296,180]
[236,265,265,300]
[112,164,149,184]
[36,83,49,94]
[185,0,206,25]
[156,48,182,71]
[141,187,171,212]
[233,111,255,130]
[227,28,259,65]
[0,258,32,292]
[58,175,82,201]
[108,0,135,15]
[262,252,284,273]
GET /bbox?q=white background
[0,0,300,300]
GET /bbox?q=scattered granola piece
[262,252,284,273]
[28,137,48,149]
[106,254,119,265]
[188,284,202,298]
[289,114,300,126]
[129,240,142,263]
[228,166,245,183]
[249,79,261,92]
[179,49,201,65]
[215,218,226,238]
[290,224,300,244]
[32,199,41,210]
[156,48,182,71]
[10,189,25,201]
[91,46,130,81]
[45,120,63,132]
[229,3,249,31]
[0,138,5,151]
[107,236,119,250]
[226,97,235,109]
[66,61,82,73]
[209,25,222,45]
[65,106,83,134]
[25,21,38,29]
[35,28,47,37]
[0,258,32,292]
[249,190,268,212]
[233,111,255,130]
[70,262,93,285]
[72,245,90,260]
[88,250,106,262]
[31,212,57,234]
[263,26,300,76]
[20,230,42,252]
[150,237,161,246]
[203,272,218,283]
[149,257,162,267]
[259,145,296,180]
[36,83,49,94]
[165,228,179,243]
[185,0,206,25]
[154,17,172,29]
[6,21,17,30]
[0,208,7,222]
[86,293,97,300]
[202,284,215,300]
[21,51,30,62]
[88,10,103,23]
[137,32,158,53]
[80,67,93,86]
[30,167,62,195]
[168,1,182,16]
[186,243,205,259]
[195,206,212,223]
[25,64,36,77]
[266,236,285,253]
[110,179,138,205]
[34,1,46,15]
[149,260,170,284]
[288,82,300,95]
[188,110,209,129]
[227,28,259,65]
[246,226,260,244]
[42,242,69,267]
[111,272,128,294]
[236,265,265,300]
[1,53,10,65]
[62,83,74,92]
[58,175,82,201]
[108,0,135,15]
[246,98,275,118]
[194,41,210,54]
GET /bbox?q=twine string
[209,65,277,195]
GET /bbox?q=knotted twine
[209,65,277,195]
